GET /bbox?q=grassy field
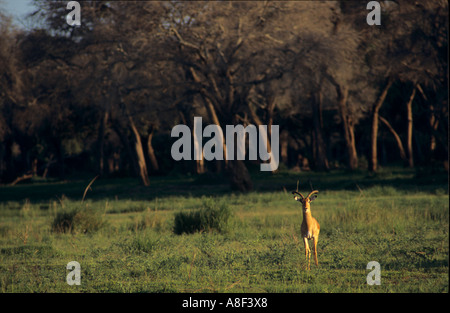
[0,167,448,293]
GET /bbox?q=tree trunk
[406,85,416,168]
[113,117,150,186]
[247,99,276,172]
[280,129,289,165]
[225,115,253,192]
[32,158,38,176]
[113,123,137,175]
[190,66,227,171]
[97,110,109,175]
[128,116,150,186]
[266,95,275,139]
[429,105,438,156]
[42,154,54,178]
[203,93,228,168]
[56,139,65,180]
[347,123,357,169]
[227,159,253,192]
[311,91,329,171]
[337,85,358,170]
[369,77,393,172]
[195,136,206,175]
[147,129,159,172]
[379,115,407,162]
[190,64,252,190]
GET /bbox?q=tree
[164,1,299,190]
[278,1,364,171]
[31,0,168,185]
[0,11,23,182]
[346,0,449,171]
[1,0,447,183]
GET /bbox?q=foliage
[0,1,448,187]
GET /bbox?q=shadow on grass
[0,166,447,204]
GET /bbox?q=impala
[292,188,320,269]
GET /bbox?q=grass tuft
[173,198,232,235]
[51,206,105,234]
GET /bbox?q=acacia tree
[31,0,168,185]
[0,12,25,182]
[342,0,448,171]
[385,0,448,168]
[20,27,100,180]
[271,1,366,171]
[0,7,91,182]
[3,0,446,182]
[163,1,299,190]
[324,16,370,171]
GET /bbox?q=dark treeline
[0,1,448,191]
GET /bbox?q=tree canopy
[0,0,447,189]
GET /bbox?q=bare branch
[81,175,99,202]
[170,27,200,51]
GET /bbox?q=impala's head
[292,190,318,213]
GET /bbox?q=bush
[51,207,104,234]
[173,198,231,235]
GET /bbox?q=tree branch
[170,27,200,51]
[379,115,407,161]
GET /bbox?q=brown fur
[295,194,320,270]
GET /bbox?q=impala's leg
[313,236,319,267]
[303,237,310,270]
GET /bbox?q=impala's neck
[302,203,314,225]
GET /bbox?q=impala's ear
[292,191,303,201]
[310,195,318,201]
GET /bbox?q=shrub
[51,207,104,234]
[173,198,231,235]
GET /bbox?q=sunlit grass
[0,169,448,292]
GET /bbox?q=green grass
[0,167,448,292]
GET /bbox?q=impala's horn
[306,190,319,199]
[292,191,304,200]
